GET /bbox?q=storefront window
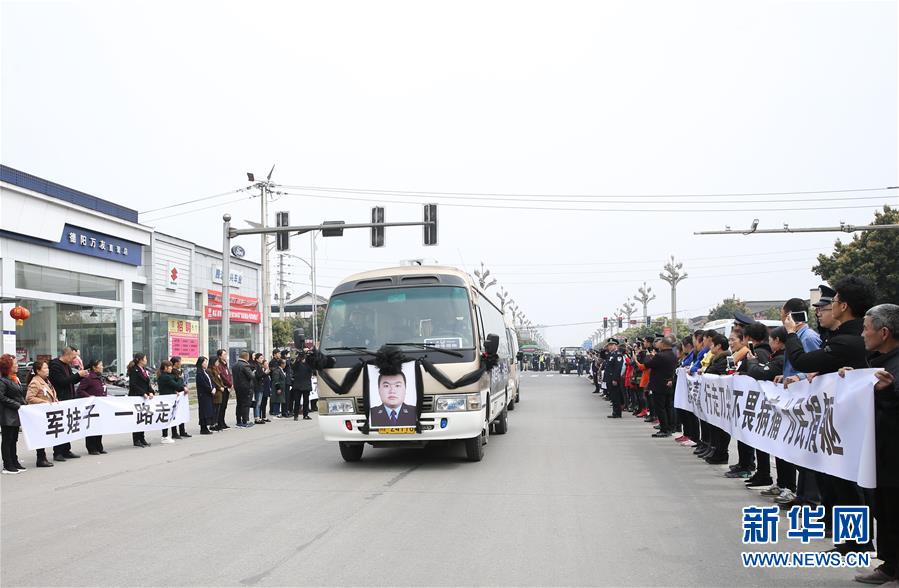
[208,321,258,365]
[14,298,119,370]
[15,262,119,301]
[132,282,146,304]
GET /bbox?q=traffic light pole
[221,215,434,355]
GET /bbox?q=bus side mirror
[485,334,500,355]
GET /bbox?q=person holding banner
[702,333,731,465]
[0,354,27,474]
[48,347,88,461]
[25,360,58,467]
[76,359,108,455]
[127,353,154,447]
[170,357,192,438]
[845,303,899,585]
[785,275,875,555]
[157,361,186,443]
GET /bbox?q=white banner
[19,394,191,450]
[674,369,878,488]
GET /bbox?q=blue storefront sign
[56,224,142,266]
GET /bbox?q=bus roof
[331,264,495,301]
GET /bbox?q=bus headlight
[435,396,467,412]
[466,393,482,411]
[324,399,355,414]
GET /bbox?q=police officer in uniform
[604,338,625,418]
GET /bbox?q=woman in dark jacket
[0,353,27,474]
[156,360,185,443]
[252,353,270,425]
[270,359,286,417]
[127,353,154,447]
[195,357,215,435]
[76,359,108,455]
[699,334,731,465]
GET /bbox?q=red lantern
[10,305,30,327]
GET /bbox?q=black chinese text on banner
[674,369,877,488]
[18,394,191,450]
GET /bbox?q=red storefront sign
[204,306,261,324]
[207,289,258,309]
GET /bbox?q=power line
[491,255,816,276]
[280,184,898,200]
[141,193,257,223]
[139,186,254,216]
[501,266,811,285]
[280,190,894,213]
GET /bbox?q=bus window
[321,286,475,353]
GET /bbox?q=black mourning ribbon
[308,349,365,395]
[418,351,500,389]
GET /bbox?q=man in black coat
[604,339,624,418]
[291,352,314,420]
[232,351,257,427]
[643,335,678,436]
[370,371,416,427]
[784,276,876,555]
[851,304,899,584]
[48,347,88,460]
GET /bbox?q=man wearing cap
[813,284,837,345]
[783,276,876,554]
[734,311,755,330]
[604,338,625,418]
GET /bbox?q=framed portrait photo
[367,361,419,433]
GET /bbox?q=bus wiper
[323,346,377,355]
[386,342,464,358]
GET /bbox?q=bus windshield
[321,286,475,354]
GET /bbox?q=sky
[2,0,897,348]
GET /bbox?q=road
[1,372,869,586]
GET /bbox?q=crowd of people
[0,346,318,471]
[584,276,898,585]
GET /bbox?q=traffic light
[322,220,345,237]
[603,317,608,329]
[646,315,651,326]
[423,203,437,246]
[371,207,385,247]
[276,211,289,251]
[617,317,623,328]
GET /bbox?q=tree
[707,296,750,321]
[762,306,781,321]
[813,206,899,303]
[613,317,690,343]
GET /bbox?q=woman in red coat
[76,359,108,455]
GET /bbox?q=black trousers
[85,435,104,452]
[235,390,251,424]
[292,389,310,417]
[737,441,756,469]
[817,472,868,540]
[679,409,699,439]
[608,383,623,416]
[53,441,71,457]
[876,485,899,573]
[283,387,294,415]
[710,426,730,459]
[217,388,231,427]
[775,457,797,491]
[1,425,20,469]
[652,389,675,432]
[133,432,146,444]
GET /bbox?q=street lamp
[659,256,688,338]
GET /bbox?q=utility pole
[310,231,318,348]
[278,254,285,318]
[621,301,637,327]
[659,256,687,338]
[222,215,232,360]
[634,282,656,323]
